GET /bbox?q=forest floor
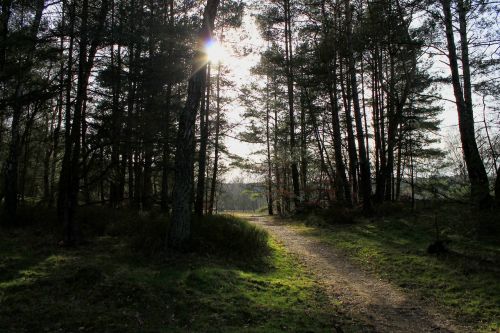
[0,212,369,333]
[241,213,499,333]
[1,207,498,332]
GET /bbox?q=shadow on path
[246,215,471,333]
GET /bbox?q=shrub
[129,215,169,256]
[118,213,270,261]
[303,213,325,226]
[88,208,170,255]
[319,205,356,225]
[10,203,57,228]
[5,204,271,262]
[78,206,137,236]
[373,201,409,218]
[191,214,270,260]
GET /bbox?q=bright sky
[216,12,265,181]
[216,6,499,182]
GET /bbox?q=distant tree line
[217,182,267,212]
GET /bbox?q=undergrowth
[0,207,357,332]
[5,205,270,261]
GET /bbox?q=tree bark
[161,84,172,212]
[322,3,351,206]
[495,166,500,205]
[273,79,282,215]
[58,0,108,245]
[346,2,372,214]
[208,62,221,215]
[441,0,491,207]
[299,91,308,203]
[195,63,210,216]
[340,60,358,203]
[283,0,301,210]
[266,75,274,215]
[169,0,220,248]
[160,1,175,213]
[0,0,12,73]
[109,0,124,208]
[3,0,45,223]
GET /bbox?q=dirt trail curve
[247,215,471,333]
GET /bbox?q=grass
[0,208,359,333]
[284,203,500,332]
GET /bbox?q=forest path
[245,214,470,333]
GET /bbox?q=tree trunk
[161,84,172,213]
[346,2,371,214]
[395,125,403,201]
[195,64,210,216]
[49,4,67,207]
[3,0,45,223]
[266,75,274,215]
[495,166,500,205]
[340,60,358,203]
[441,0,491,207]
[273,81,282,215]
[0,0,12,73]
[283,0,301,210]
[4,94,22,223]
[169,0,220,248]
[109,0,123,208]
[58,0,108,245]
[208,62,221,215]
[161,2,175,213]
[142,23,156,211]
[299,91,308,203]
[327,56,351,206]
[305,88,335,203]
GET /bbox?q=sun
[205,39,227,63]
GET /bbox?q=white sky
[219,12,265,181]
[218,7,499,182]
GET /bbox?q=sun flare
[205,39,227,63]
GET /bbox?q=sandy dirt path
[246,215,471,333]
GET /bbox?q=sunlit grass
[284,207,500,332]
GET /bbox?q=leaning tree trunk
[169,0,220,248]
[441,0,491,207]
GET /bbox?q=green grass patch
[0,212,357,332]
[284,204,500,332]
